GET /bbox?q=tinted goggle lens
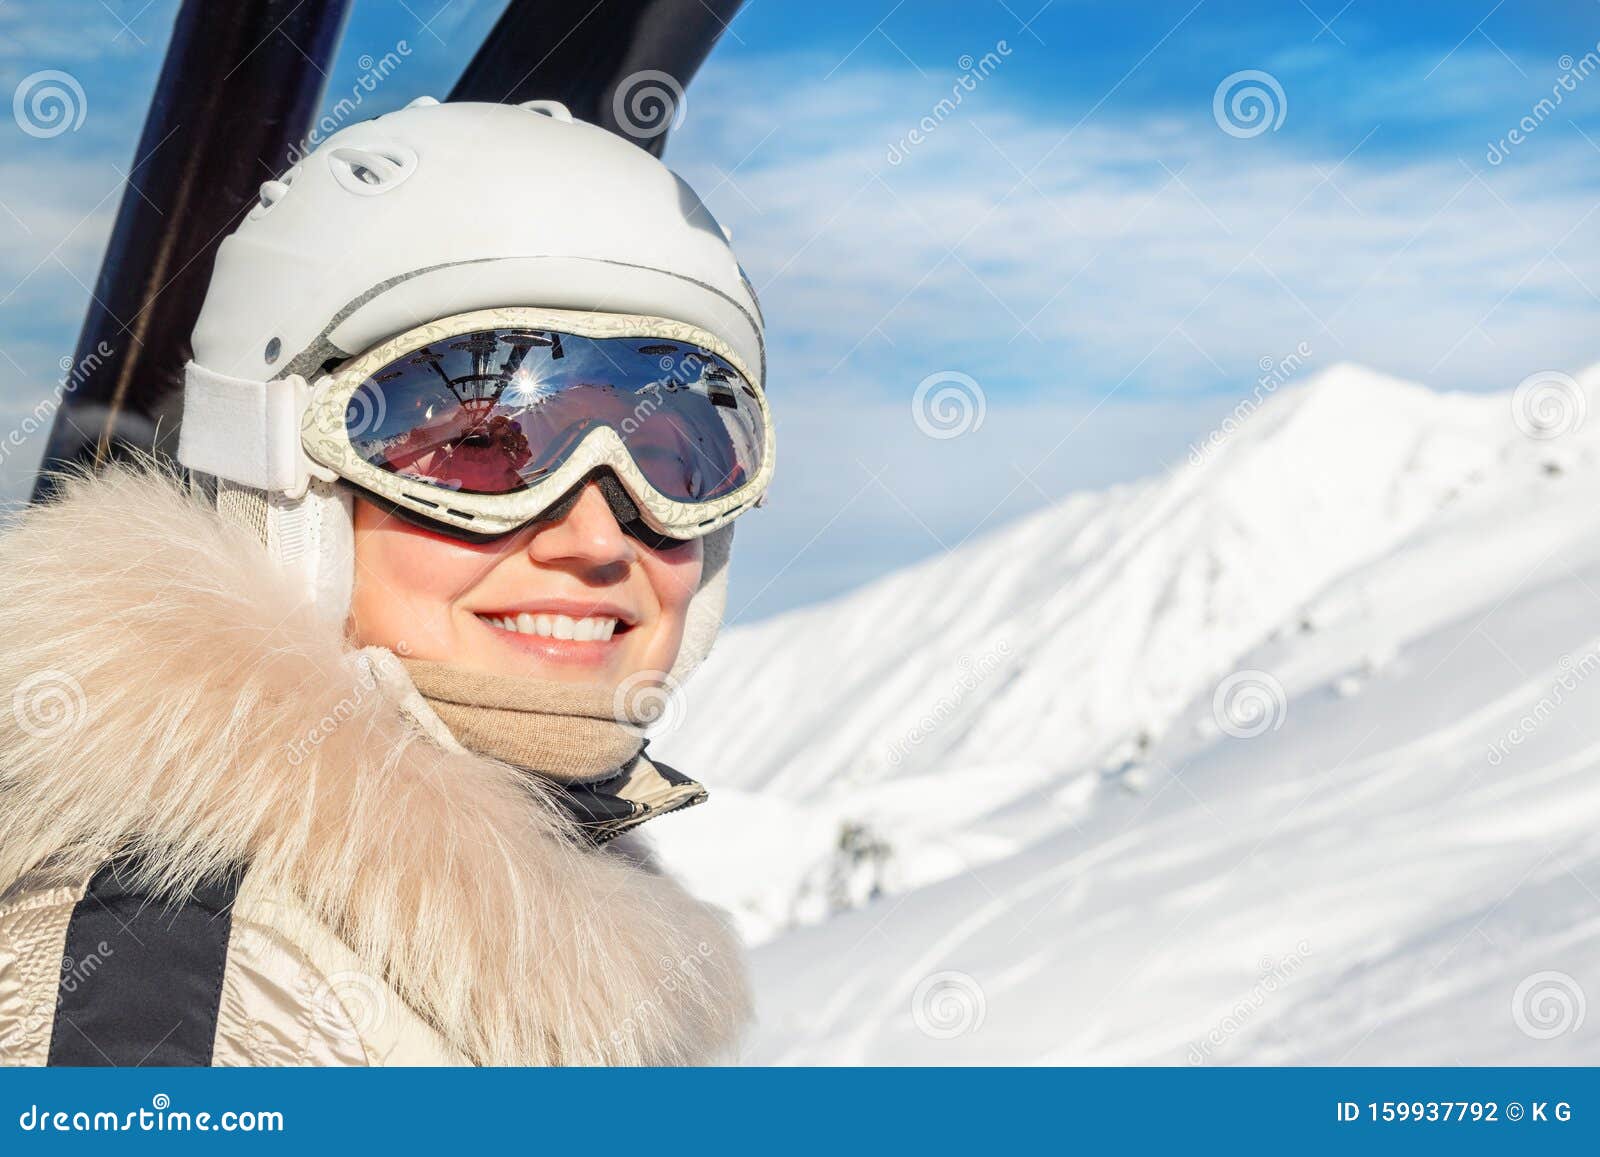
[343,328,765,503]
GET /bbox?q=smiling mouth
[477,612,629,642]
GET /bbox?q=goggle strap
[178,363,320,496]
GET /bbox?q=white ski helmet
[179,98,765,680]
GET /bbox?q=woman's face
[349,484,703,686]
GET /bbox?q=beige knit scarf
[400,658,643,784]
[400,659,709,844]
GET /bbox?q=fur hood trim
[0,467,748,1065]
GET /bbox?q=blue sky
[2,0,1598,619]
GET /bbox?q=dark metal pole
[449,0,744,156]
[31,0,350,501]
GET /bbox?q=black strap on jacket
[47,856,245,1067]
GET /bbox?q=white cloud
[673,55,1600,392]
[662,54,1600,615]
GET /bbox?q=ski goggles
[297,306,774,541]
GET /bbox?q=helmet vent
[518,99,574,122]
[248,164,299,220]
[328,143,418,196]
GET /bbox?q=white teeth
[582,618,619,642]
[484,612,620,641]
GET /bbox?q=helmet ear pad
[215,477,354,627]
[672,521,732,683]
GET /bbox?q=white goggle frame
[180,306,775,541]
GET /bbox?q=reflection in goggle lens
[345,328,765,502]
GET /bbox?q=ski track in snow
[646,362,1600,1064]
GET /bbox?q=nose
[523,483,637,575]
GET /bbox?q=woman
[0,99,772,1066]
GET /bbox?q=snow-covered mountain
[650,361,1600,1063]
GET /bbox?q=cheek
[349,506,491,653]
[639,544,704,653]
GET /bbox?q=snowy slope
[673,364,1508,797]
[649,360,1600,1063]
[653,364,1597,942]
